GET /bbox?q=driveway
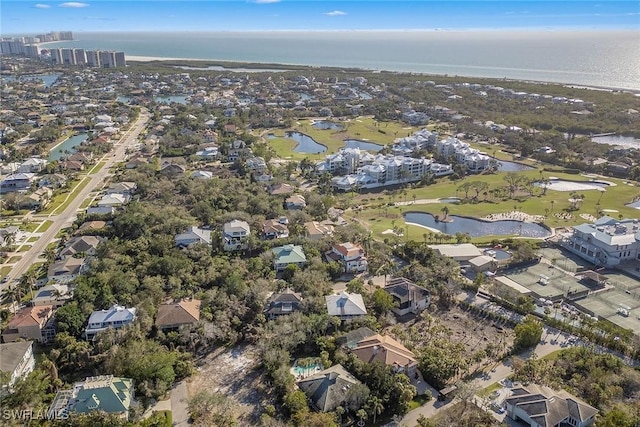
[171,380,190,426]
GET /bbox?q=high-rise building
[114,51,126,67]
[85,50,101,68]
[61,48,76,65]
[52,48,64,65]
[0,40,25,55]
[24,45,40,58]
[74,49,86,65]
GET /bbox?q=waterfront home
[272,244,307,272]
[265,290,303,320]
[0,341,35,389]
[175,226,212,247]
[325,242,368,274]
[84,304,136,341]
[325,292,367,321]
[1,305,55,343]
[155,299,201,331]
[284,194,306,210]
[49,375,134,420]
[305,221,334,240]
[383,277,431,316]
[262,218,289,240]
[351,333,419,377]
[505,384,597,427]
[222,220,251,251]
[560,216,640,267]
[62,160,85,172]
[0,172,36,194]
[296,364,362,412]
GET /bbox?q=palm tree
[441,205,450,221]
[367,396,384,425]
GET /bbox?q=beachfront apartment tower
[86,50,101,67]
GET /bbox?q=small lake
[155,95,189,104]
[591,135,640,149]
[343,139,384,152]
[49,133,88,161]
[284,132,327,154]
[3,73,60,88]
[534,180,609,192]
[404,212,551,238]
[312,121,343,131]
[497,160,534,171]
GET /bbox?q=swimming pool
[292,359,323,376]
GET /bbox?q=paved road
[0,109,149,295]
[171,380,191,426]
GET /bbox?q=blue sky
[2,1,639,34]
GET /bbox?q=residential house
[18,157,47,173]
[97,193,129,207]
[262,218,289,240]
[265,290,303,320]
[325,292,367,321]
[272,244,307,272]
[62,160,85,172]
[560,216,640,266]
[222,220,251,251]
[38,173,67,189]
[305,221,334,240]
[21,187,52,210]
[337,327,376,350]
[125,157,148,169]
[77,220,107,234]
[158,163,186,177]
[429,243,482,262]
[227,140,248,162]
[0,341,35,389]
[191,170,213,180]
[49,375,134,420]
[351,334,419,377]
[296,364,362,412]
[268,183,293,196]
[59,236,104,258]
[31,284,71,308]
[175,226,212,247]
[0,173,36,194]
[1,305,55,343]
[284,194,306,210]
[325,242,368,274]
[84,304,137,341]
[47,257,87,284]
[106,181,137,196]
[155,299,201,331]
[505,384,598,427]
[195,146,219,161]
[383,277,431,316]
[86,205,115,216]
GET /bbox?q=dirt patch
[187,343,274,423]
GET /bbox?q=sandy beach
[482,211,545,223]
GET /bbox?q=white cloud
[59,2,89,8]
[324,10,347,16]
[34,4,51,8]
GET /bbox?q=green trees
[370,288,397,316]
[513,315,543,351]
[188,390,236,427]
[54,302,86,337]
[418,340,467,389]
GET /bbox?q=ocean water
[41,31,640,90]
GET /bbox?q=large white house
[222,220,250,251]
[560,216,640,266]
[435,136,493,173]
[84,305,137,341]
[329,154,452,192]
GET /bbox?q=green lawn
[0,266,12,277]
[18,246,30,252]
[267,117,418,161]
[7,256,21,263]
[347,169,640,242]
[19,221,40,232]
[41,178,91,215]
[38,220,54,232]
[408,393,432,410]
[478,382,502,398]
[541,349,563,361]
[27,237,39,242]
[88,161,107,174]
